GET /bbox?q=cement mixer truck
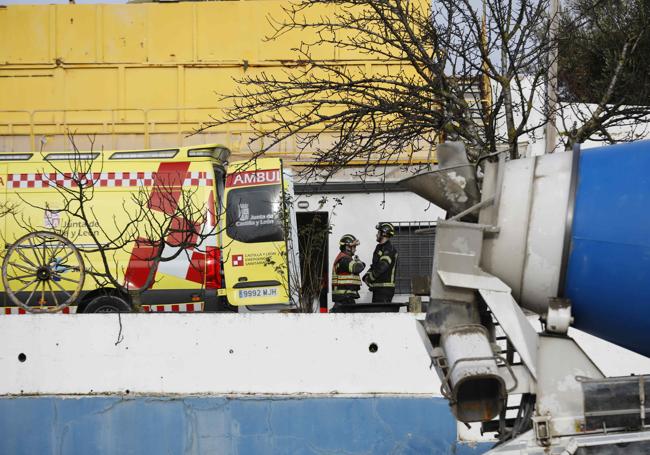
[400,141,650,453]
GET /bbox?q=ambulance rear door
[221,158,295,309]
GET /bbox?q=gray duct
[399,142,480,217]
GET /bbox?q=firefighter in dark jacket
[331,234,366,307]
[363,223,398,303]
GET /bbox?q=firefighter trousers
[371,287,395,303]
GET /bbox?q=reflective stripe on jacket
[332,251,363,296]
[367,240,398,289]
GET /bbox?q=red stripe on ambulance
[6,171,212,189]
[125,162,191,290]
[2,306,78,314]
[147,162,191,213]
[124,241,160,289]
[140,303,201,313]
[185,250,206,283]
[2,304,202,314]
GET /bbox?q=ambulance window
[226,184,284,243]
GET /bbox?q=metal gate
[384,221,436,294]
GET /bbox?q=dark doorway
[296,212,329,312]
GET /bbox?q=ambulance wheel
[2,231,85,313]
[85,295,131,313]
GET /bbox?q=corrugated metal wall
[0,2,429,162]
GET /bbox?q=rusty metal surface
[440,324,505,422]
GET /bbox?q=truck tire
[84,295,131,313]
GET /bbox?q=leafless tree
[261,194,340,312]
[210,0,650,172]
[292,206,333,312]
[4,134,221,312]
[209,0,556,170]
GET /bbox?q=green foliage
[558,0,650,104]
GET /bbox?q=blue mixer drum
[565,141,650,357]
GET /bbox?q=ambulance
[0,144,299,313]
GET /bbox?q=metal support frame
[439,354,519,400]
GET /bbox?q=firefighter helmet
[339,234,360,250]
[375,222,395,237]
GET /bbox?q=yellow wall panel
[195,3,248,62]
[185,67,241,108]
[258,2,336,61]
[0,6,50,63]
[55,5,97,63]
[64,69,117,110]
[102,5,147,63]
[0,2,386,66]
[0,2,418,156]
[194,1,329,62]
[125,67,177,110]
[147,4,193,62]
[0,74,57,111]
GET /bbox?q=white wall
[296,191,445,305]
[0,313,441,395]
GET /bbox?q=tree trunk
[129,290,143,313]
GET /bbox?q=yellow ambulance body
[0,144,295,313]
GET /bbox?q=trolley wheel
[2,231,85,313]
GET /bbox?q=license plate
[238,288,278,299]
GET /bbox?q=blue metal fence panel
[0,396,492,454]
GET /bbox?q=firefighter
[363,222,398,303]
[331,234,366,308]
